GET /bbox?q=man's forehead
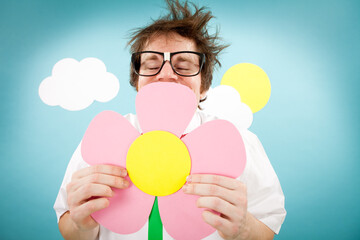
[142,32,198,52]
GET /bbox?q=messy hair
[127,0,229,94]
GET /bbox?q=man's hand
[65,165,129,231]
[182,174,250,240]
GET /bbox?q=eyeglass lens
[136,52,201,76]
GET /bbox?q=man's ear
[200,90,207,100]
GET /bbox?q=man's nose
[156,61,178,81]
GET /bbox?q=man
[54,1,286,239]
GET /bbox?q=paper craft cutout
[136,81,198,137]
[201,85,253,130]
[159,120,246,240]
[81,82,246,239]
[221,63,271,113]
[81,110,154,234]
[39,58,119,111]
[127,130,191,196]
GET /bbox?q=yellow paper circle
[126,131,191,196]
[221,63,271,113]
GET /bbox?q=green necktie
[148,197,163,240]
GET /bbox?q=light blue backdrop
[0,0,359,239]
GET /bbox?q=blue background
[0,0,359,239]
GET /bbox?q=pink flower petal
[136,82,198,137]
[81,110,140,166]
[182,119,246,177]
[158,120,246,239]
[158,190,215,240]
[81,110,154,233]
[93,178,155,234]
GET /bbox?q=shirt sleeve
[53,142,90,222]
[238,130,286,234]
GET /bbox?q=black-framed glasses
[131,51,205,77]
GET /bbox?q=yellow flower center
[126,131,191,196]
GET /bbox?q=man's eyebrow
[142,54,161,61]
[174,54,198,63]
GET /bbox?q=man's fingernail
[182,184,189,193]
[186,175,191,182]
[123,180,129,188]
[121,169,128,177]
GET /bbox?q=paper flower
[81,82,246,239]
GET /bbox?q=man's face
[137,33,206,102]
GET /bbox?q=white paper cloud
[39,57,119,111]
[200,85,253,130]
